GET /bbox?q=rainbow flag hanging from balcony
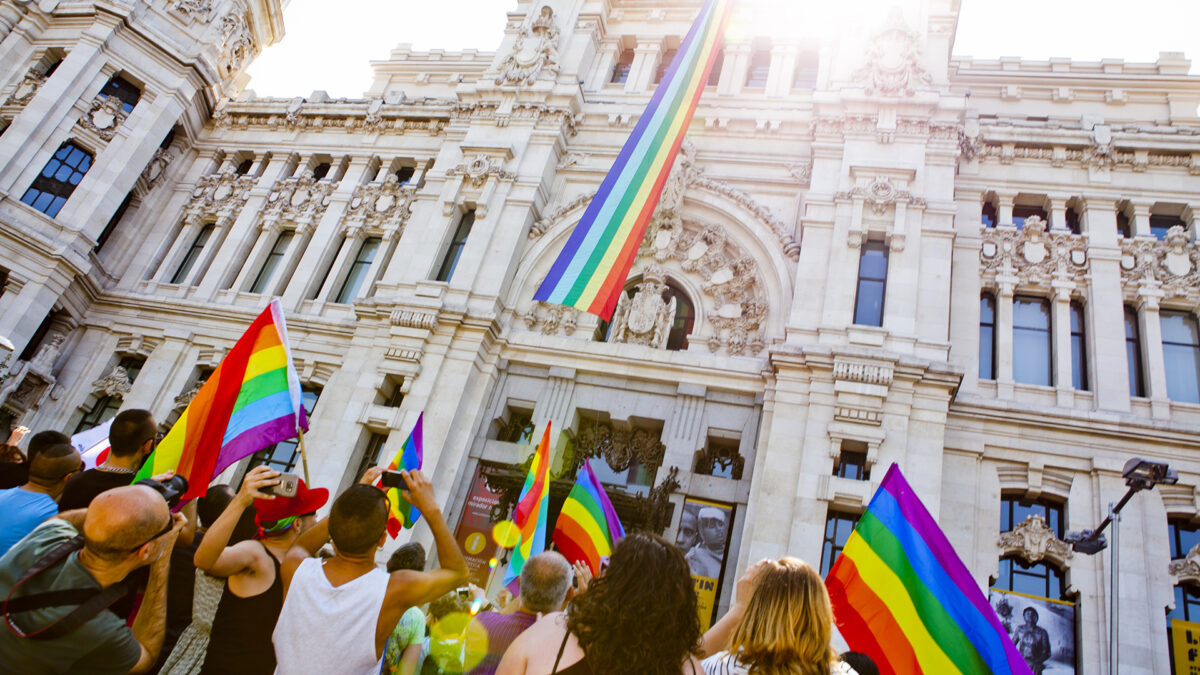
[533,0,733,320]
[135,299,308,501]
[825,464,1032,675]
[503,423,553,592]
[553,459,625,575]
[380,413,424,538]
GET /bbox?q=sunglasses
[129,517,174,552]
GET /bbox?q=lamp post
[1064,458,1178,675]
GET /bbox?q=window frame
[852,241,888,327]
[980,292,997,380]
[1012,295,1052,387]
[20,141,94,218]
[249,230,295,294]
[171,223,215,285]
[1161,309,1200,404]
[435,209,476,282]
[820,509,860,577]
[333,236,382,303]
[1069,300,1089,391]
[249,387,321,473]
[98,75,141,115]
[1125,305,1146,397]
[610,49,634,84]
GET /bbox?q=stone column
[152,215,205,284]
[661,384,707,495]
[995,276,1016,400]
[122,339,188,413]
[315,230,362,302]
[532,367,577,472]
[586,42,619,90]
[1137,288,1172,418]
[1052,282,1075,406]
[996,191,1016,227]
[1083,197,1130,411]
[881,203,917,336]
[227,224,277,293]
[1131,200,1154,239]
[765,43,796,97]
[1049,195,1070,231]
[626,42,660,93]
[0,273,69,354]
[718,43,750,97]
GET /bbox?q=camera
[380,470,406,489]
[136,474,189,509]
[262,473,300,498]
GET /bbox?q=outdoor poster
[989,588,1076,675]
[453,463,504,587]
[1171,618,1200,675]
[676,496,734,632]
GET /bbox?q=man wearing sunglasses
[0,483,186,674]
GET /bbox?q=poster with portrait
[988,588,1076,675]
[675,497,734,632]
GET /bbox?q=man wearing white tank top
[272,468,469,674]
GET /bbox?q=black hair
[108,409,156,458]
[27,430,70,461]
[198,485,236,529]
[839,652,880,675]
[27,443,81,484]
[387,542,426,573]
[329,485,388,555]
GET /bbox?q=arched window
[664,281,695,351]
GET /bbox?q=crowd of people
[0,409,881,675]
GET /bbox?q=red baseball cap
[254,478,329,524]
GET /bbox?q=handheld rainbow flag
[503,423,553,592]
[533,0,733,320]
[379,413,424,538]
[135,299,307,501]
[552,459,625,575]
[825,464,1032,675]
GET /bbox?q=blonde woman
[699,558,856,675]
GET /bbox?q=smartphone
[380,470,406,489]
[263,473,299,498]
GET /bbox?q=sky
[244,0,1200,99]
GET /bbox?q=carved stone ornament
[446,154,515,188]
[574,420,666,474]
[77,95,127,141]
[91,365,133,398]
[5,68,46,107]
[980,215,1089,287]
[608,266,676,349]
[1170,543,1200,584]
[1120,225,1200,303]
[28,334,65,376]
[171,0,212,20]
[521,301,579,336]
[218,12,256,76]
[996,514,1073,567]
[262,173,335,229]
[852,9,933,96]
[185,167,256,222]
[343,174,416,235]
[786,160,813,188]
[173,384,201,411]
[494,5,561,86]
[140,147,173,187]
[835,175,925,217]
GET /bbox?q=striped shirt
[467,609,539,675]
[701,651,858,675]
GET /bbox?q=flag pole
[297,428,311,483]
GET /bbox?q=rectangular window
[833,441,870,481]
[73,356,144,434]
[334,237,381,303]
[1170,519,1200,560]
[20,142,93,218]
[654,48,677,84]
[311,162,331,181]
[1125,306,1146,397]
[353,431,390,485]
[99,75,140,114]
[171,224,215,284]
[1151,214,1186,241]
[1065,206,1081,235]
[435,210,475,282]
[981,202,997,227]
[1070,301,1089,391]
[1001,495,1063,538]
[980,293,996,380]
[1013,296,1052,386]
[395,166,415,184]
[250,388,320,472]
[1117,210,1132,238]
[1012,205,1048,230]
[821,510,860,576]
[249,230,294,294]
[1161,310,1200,403]
[793,51,818,89]
[852,241,888,327]
[610,50,634,84]
[745,49,771,87]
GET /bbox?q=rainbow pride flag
[533,0,733,320]
[503,423,552,592]
[135,299,307,501]
[552,459,625,575]
[380,413,424,538]
[826,464,1032,675]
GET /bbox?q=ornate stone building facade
[1,1,1200,671]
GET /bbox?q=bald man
[0,443,82,556]
[0,484,185,674]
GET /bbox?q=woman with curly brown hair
[497,531,703,675]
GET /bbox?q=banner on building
[988,588,1076,675]
[1171,617,1200,675]
[675,496,734,632]
[453,463,505,587]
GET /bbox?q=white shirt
[701,651,859,675]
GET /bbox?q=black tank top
[551,630,594,675]
[198,542,284,675]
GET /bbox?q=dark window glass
[980,293,996,380]
[1001,495,1063,537]
[1070,301,1088,391]
[1151,214,1186,241]
[435,210,475,282]
[498,410,535,444]
[159,127,177,150]
[654,48,677,84]
[1161,310,1200,403]
[793,51,818,88]
[353,432,390,485]
[172,224,214,285]
[395,166,415,184]
[665,282,695,351]
[707,49,723,86]
[610,50,634,84]
[834,443,870,481]
[821,510,860,576]
[1012,205,1048,230]
[311,163,331,181]
[99,75,140,114]
[1126,306,1146,397]
[17,311,59,362]
[981,202,997,227]
[95,191,134,252]
[1013,296,1052,386]
[853,242,888,327]
[43,59,62,77]
[995,557,1065,600]
[250,388,320,472]
[384,380,405,408]
[235,158,254,175]
[250,231,294,294]
[20,142,93,217]
[1065,206,1081,234]
[1117,211,1132,238]
[310,236,345,299]
[74,395,122,435]
[1170,520,1200,560]
[745,49,771,87]
[334,237,381,303]
[590,452,655,496]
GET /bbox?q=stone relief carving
[185,167,256,222]
[607,267,676,349]
[836,175,925,216]
[173,384,201,411]
[343,174,416,235]
[1120,225,1200,303]
[77,95,127,141]
[91,365,133,398]
[529,193,593,240]
[1169,543,1200,584]
[218,12,256,76]
[980,215,1089,286]
[140,147,173,187]
[215,100,448,136]
[261,173,335,231]
[574,420,666,473]
[852,9,932,96]
[786,160,812,188]
[557,152,589,170]
[29,334,65,376]
[494,6,561,86]
[171,0,212,20]
[997,514,1073,567]
[521,301,580,336]
[446,154,515,188]
[5,67,46,106]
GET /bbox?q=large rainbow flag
[503,423,553,592]
[379,413,424,538]
[826,464,1032,675]
[533,0,733,320]
[552,459,625,575]
[135,299,307,500]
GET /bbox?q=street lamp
[1064,457,1178,675]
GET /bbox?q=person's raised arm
[388,469,468,607]
[698,558,769,657]
[194,465,278,577]
[128,512,187,673]
[281,467,385,593]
